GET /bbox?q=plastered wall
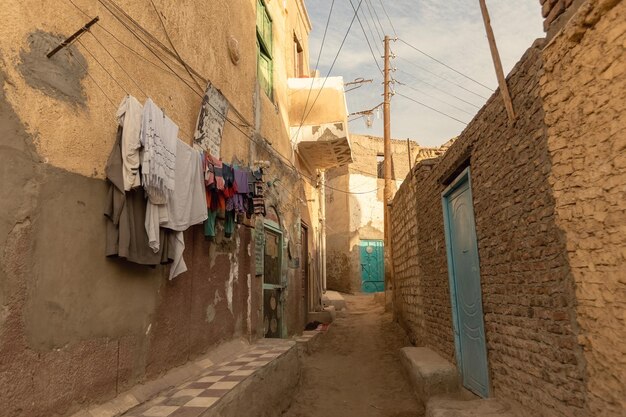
[0,1,319,416]
[325,135,420,293]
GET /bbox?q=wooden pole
[406,138,412,168]
[383,35,395,308]
[478,0,516,122]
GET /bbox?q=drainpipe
[319,170,327,293]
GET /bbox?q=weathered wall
[0,0,319,416]
[541,0,626,414]
[391,41,592,416]
[326,135,421,293]
[540,0,586,35]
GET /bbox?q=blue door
[442,168,490,398]
[360,240,384,293]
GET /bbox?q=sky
[304,0,544,147]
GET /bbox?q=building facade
[390,1,625,416]
[0,1,351,416]
[325,134,447,294]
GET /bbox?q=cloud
[304,0,544,147]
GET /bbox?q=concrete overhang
[288,77,353,170]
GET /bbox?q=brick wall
[391,42,588,416]
[541,0,626,414]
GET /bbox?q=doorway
[359,239,384,293]
[263,222,283,338]
[442,168,490,398]
[301,223,310,325]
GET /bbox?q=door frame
[441,167,490,397]
[263,219,284,338]
[359,239,385,293]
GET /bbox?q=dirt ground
[282,294,423,417]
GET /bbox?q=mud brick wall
[391,42,588,416]
[541,0,626,414]
[540,0,584,33]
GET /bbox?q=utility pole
[478,0,516,123]
[383,35,394,305]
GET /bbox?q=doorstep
[122,339,297,417]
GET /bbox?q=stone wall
[540,0,586,36]
[541,0,626,414]
[391,42,589,416]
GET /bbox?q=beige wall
[325,134,426,293]
[0,1,323,416]
[541,0,626,414]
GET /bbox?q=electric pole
[383,35,393,301]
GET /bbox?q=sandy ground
[283,294,423,417]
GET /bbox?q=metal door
[442,168,490,397]
[263,225,283,338]
[360,240,384,293]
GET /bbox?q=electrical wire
[395,92,469,125]
[148,0,205,92]
[398,38,493,91]
[295,0,336,142]
[395,79,477,116]
[358,0,383,58]
[396,56,490,100]
[365,0,386,39]
[364,0,384,43]
[76,39,128,96]
[377,0,397,37]
[292,0,364,142]
[396,69,481,109]
[67,49,117,109]
[348,0,383,74]
[86,32,148,99]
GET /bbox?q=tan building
[390,1,626,416]
[325,134,447,293]
[0,1,351,416]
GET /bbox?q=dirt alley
[282,294,423,417]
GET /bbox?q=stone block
[399,347,459,404]
[307,310,333,324]
[322,290,347,311]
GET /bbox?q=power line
[398,38,493,91]
[148,0,205,92]
[395,92,469,125]
[359,0,383,59]
[394,80,476,117]
[292,0,364,141]
[396,69,481,109]
[396,56,490,100]
[365,0,386,39]
[364,0,384,43]
[295,0,336,142]
[377,0,397,37]
[348,0,383,74]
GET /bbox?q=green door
[360,240,384,293]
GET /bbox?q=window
[376,154,384,179]
[257,0,273,98]
[294,35,305,77]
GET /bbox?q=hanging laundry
[161,141,208,231]
[104,127,174,266]
[140,98,177,204]
[116,95,143,191]
[193,83,229,158]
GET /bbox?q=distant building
[325,134,448,293]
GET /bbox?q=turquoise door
[442,168,490,398]
[359,240,384,293]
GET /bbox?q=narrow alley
[283,294,422,417]
[1,0,624,417]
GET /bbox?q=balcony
[288,77,353,170]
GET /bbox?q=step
[322,290,347,311]
[121,339,298,417]
[426,396,517,417]
[399,347,459,404]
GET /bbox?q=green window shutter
[256,0,273,98]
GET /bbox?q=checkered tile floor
[123,339,294,417]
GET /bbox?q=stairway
[399,347,519,417]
